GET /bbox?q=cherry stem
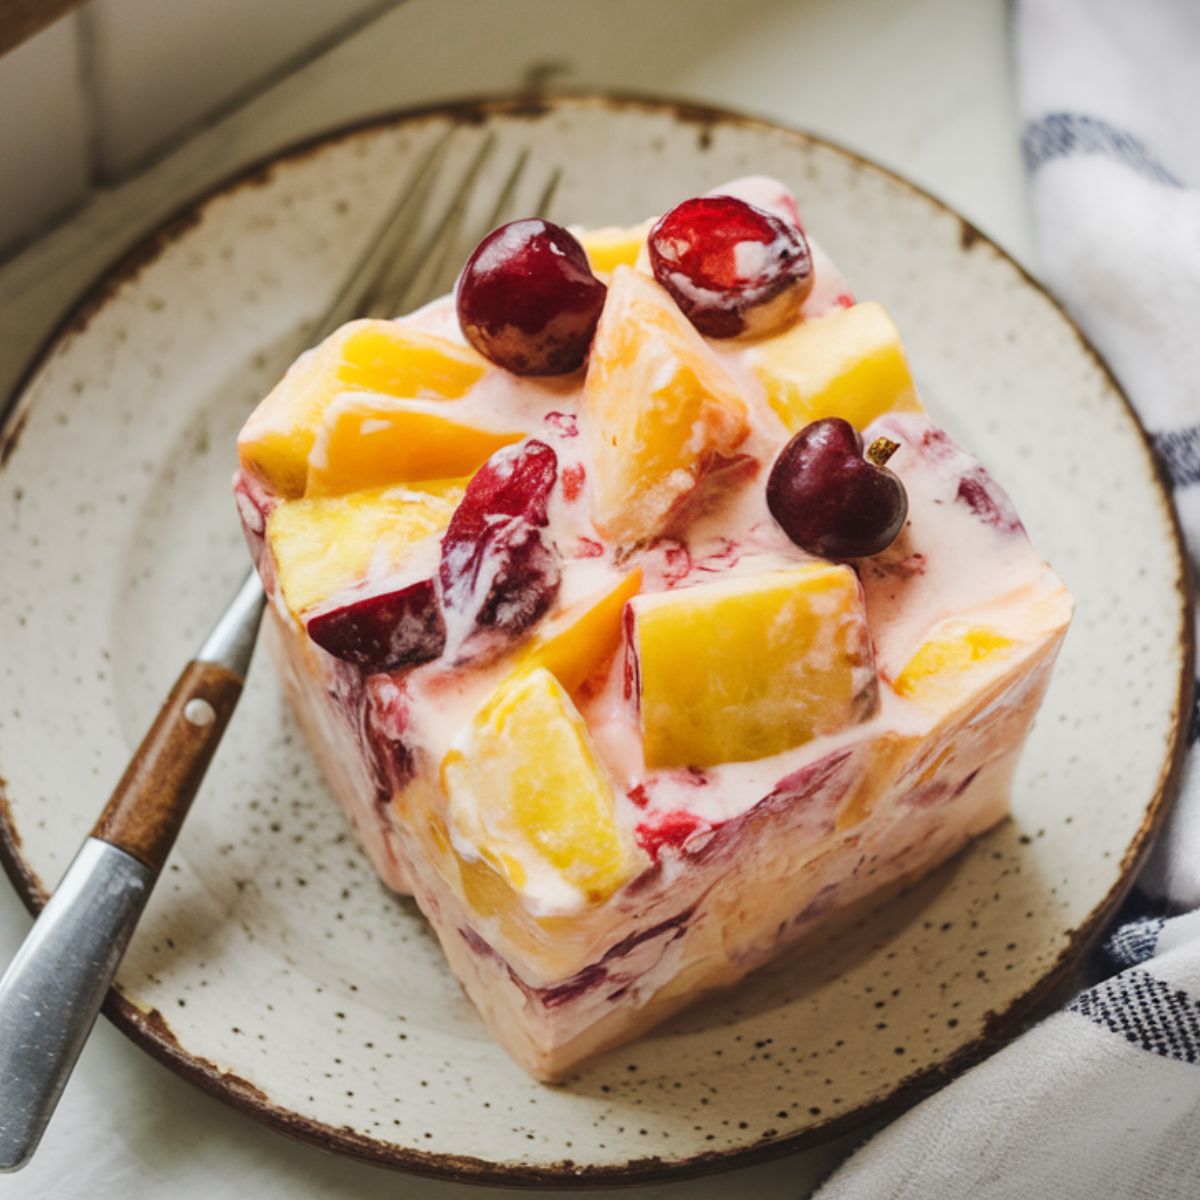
[866,436,900,468]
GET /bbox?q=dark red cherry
[307,577,444,671]
[647,195,813,338]
[456,219,607,375]
[767,418,908,558]
[439,439,561,653]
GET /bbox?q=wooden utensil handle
[91,661,244,872]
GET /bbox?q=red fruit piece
[561,463,586,502]
[543,411,579,437]
[439,439,561,651]
[648,195,813,339]
[457,220,607,375]
[635,810,710,861]
[306,577,444,672]
[766,418,908,558]
[956,469,1023,533]
[363,675,416,793]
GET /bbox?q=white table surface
[0,1,1034,1195]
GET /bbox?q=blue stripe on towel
[1023,113,1183,187]
[1069,969,1200,1063]
[1153,426,1200,490]
[1104,916,1167,969]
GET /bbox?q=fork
[0,129,560,1173]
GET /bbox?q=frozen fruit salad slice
[238,320,492,497]
[628,562,878,769]
[442,667,638,907]
[233,175,1073,1082]
[583,265,750,543]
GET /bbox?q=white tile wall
[81,0,391,178]
[0,16,90,255]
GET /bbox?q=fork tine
[306,125,454,343]
[404,142,535,307]
[369,132,499,317]
[481,148,531,234]
[531,166,562,221]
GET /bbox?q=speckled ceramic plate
[0,94,1191,1186]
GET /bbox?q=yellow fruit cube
[576,221,652,277]
[894,625,1013,704]
[751,301,923,433]
[583,266,750,544]
[238,320,489,498]
[442,668,636,905]
[630,563,877,768]
[520,569,642,695]
[267,478,466,617]
[306,396,522,496]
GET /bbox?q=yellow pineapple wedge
[629,562,877,768]
[751,301,923,432]
[266,478,466,618]
[583,266,750,544]
[442,667,637,906]
[238,320,493,498]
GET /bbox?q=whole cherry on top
[456,194,817,377]
[456,219,606,376]
[767,418,909,560]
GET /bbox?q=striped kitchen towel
[815,2,1200,1196]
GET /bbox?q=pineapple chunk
[306,395,522,496]
[894,625,1013,704]
[520,569,642,695]
[583,266,750,543]
[238,321,489,498]
[751,301,923,433]
[267,478,466,617]
[442,668,636,905]
[630,563,876,768]
[577,221,653,277]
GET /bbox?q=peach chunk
[238,320,490,498]
[893,624,1014,706]
[583,266,750,544]
[750,301,923,433]
[629,562,877,769]
[519,569,642,696]
[442,668,637,906]
[266,478,466,618]
[306,397,522,496]
[576,221,653,277]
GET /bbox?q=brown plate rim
[0,89,1193,1188]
